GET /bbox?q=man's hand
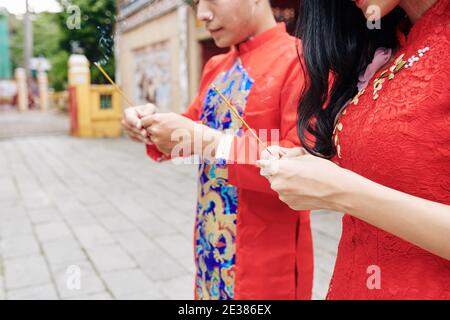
[122,103,158,144]
[141,112,196,155]
[141,112,222,157]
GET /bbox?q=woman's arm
[257,149,450,260]
[340,169,450,260]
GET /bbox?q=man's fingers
[135,118,143,129]
[122,120,144,136]
[127,132,144,143]
[141,114,158,128]
[126,131,150,144]
[123,123,151,144]
[124,108,141,129]
[146,125,159,136]
[136,103,158,118]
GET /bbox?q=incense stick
[211,84,272,154]
[93,62,134,107]
[93,63,279,158]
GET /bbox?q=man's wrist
[215,134,234,161]
[190,124,222,158]
[202,127,223,159]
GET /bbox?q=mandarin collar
[233,23,287,55]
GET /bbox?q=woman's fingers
[281,147,308,158]
[261,146,307,161]
[256,159,270,169]
[256,159,279,177]
[261,146,282,161]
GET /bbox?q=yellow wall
[89,85,122,137]
[68,54,122,138]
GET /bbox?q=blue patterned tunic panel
[195,59,254,300]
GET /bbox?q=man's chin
[212,37,231,49]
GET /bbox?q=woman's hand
[256,146,353,211]
[257,146,450,260]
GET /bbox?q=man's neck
[246,2,277,41]
[400,0,438,24]
[253,10,277,36]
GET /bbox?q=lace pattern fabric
[327,0,450,299]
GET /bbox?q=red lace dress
[327,0,450,299]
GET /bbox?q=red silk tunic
[328,0,450,299]
[146,23,313,300]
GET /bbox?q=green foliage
[56,0,116,85]
[8,0,116,89]
[48,50,69,91]
[9,12,66,89]
[33,12,68,91]
[8,14,24,72]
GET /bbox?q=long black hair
[295,0,407,158]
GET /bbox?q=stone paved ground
[0,110,69,139]
[0,110,342,300]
